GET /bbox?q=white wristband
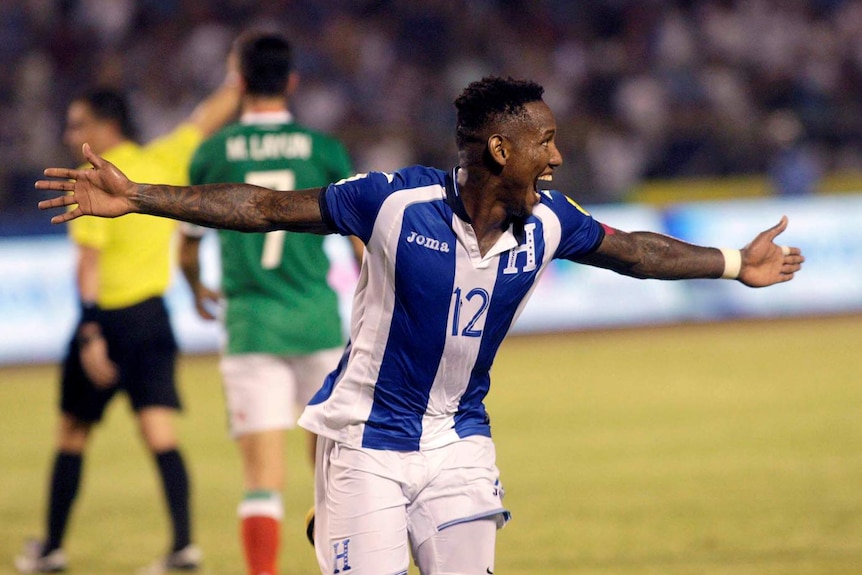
[720,248,742,279]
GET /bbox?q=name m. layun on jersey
[297,165,605,451]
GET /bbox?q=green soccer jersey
[189,111,353,355]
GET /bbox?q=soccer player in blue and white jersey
[37,76,805,575]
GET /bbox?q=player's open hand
[80,335,119,389]
[738,216,805,287]
[193,285,223,321]
[35,143,138,224]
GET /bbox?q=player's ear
[287,72,300,97]
[488,134,507,166]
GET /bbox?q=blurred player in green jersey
[177,31,358,575]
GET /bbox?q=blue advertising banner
[1,194,860,365]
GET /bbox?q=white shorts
[220,349,341,438]
[313,435,510,574]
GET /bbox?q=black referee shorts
[60,296,181,422]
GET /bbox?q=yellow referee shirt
[69,124,203,310]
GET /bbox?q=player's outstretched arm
[579,216,803,287]
[37,143,330,234]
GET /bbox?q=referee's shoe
[137,544,203,574]
[14,540,67,573]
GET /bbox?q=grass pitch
[2,315,861,574]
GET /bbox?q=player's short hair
[454,76,545,148]
[73,89,138,141]
[235,31,293,97]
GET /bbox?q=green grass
[2,315,862,574]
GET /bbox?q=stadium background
[1,1,861,574]
[6,0,862,224]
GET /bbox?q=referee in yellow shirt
[15,70,239,574]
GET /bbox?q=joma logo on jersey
[406,231,450,252]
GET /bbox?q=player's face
[500,101,562,218]
[64,102,111,161]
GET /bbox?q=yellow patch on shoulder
[565,195,590,216]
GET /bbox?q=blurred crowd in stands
[3,0,862,231]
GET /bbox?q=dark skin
[458,101,560,253]
[36,99,804,287]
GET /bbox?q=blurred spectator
[764,109,823,195]
[6,0,862,228]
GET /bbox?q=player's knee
[57,415,92,451]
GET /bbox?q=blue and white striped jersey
[297,165,605,451]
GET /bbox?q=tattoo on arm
[582,230,724,280]
[134,183,328,233]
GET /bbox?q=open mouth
[535,173,553,193]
